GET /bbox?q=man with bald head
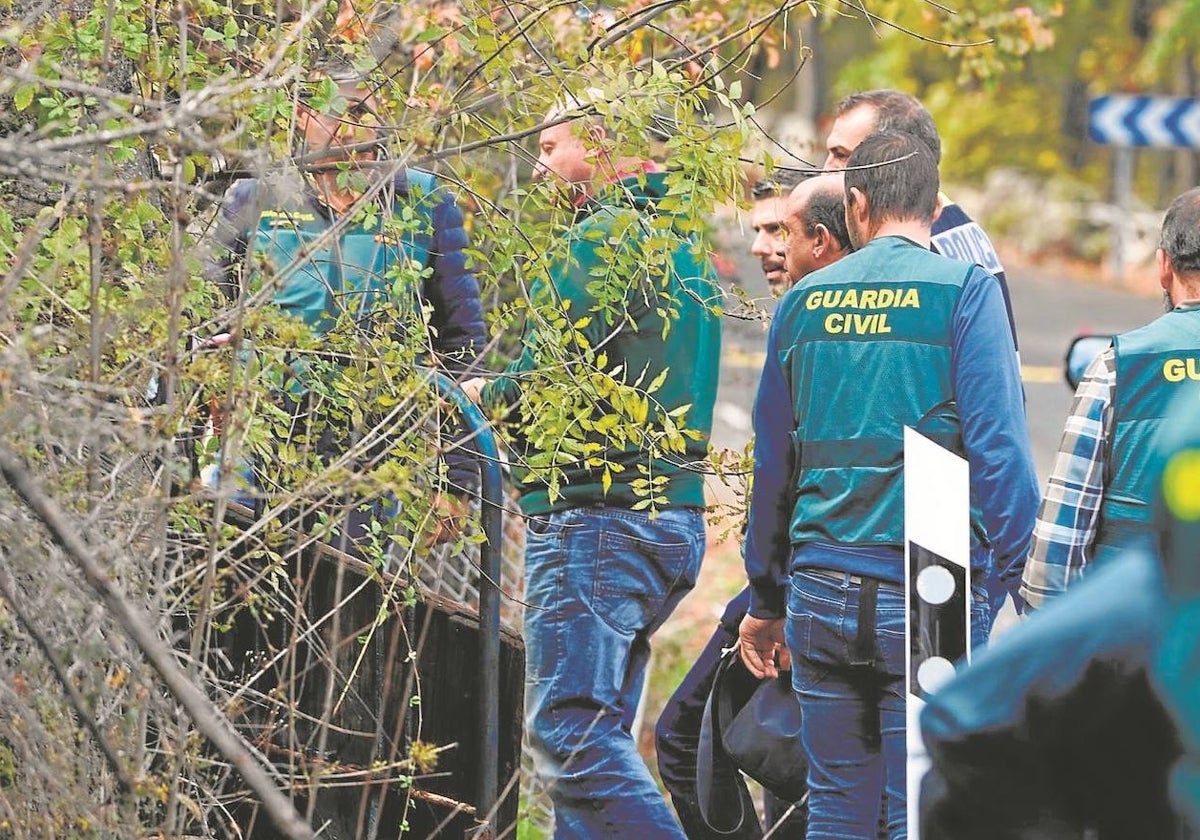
[781,174,854,285]
[655,173,851,840]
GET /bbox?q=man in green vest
[1021,186,1200,611]
[463,98,722,839]
[738,130,1038,839]
[203,60,486,553]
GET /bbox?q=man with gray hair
[1021,186,1200,610]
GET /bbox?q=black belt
[804,568,904,591]
[803,568,902,666]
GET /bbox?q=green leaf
[13,85,33,112]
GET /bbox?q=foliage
[0,0,1060,837]
[821,0,1200,251]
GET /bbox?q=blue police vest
[249,168,438,334]
[1098,306,1200,552]
[775,236,973,547]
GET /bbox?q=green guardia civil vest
[250,169,438,335]
[775,236,973,547]
[1097,306,1200,552]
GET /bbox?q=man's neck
[571,160,661,209]
[870,219,931,250]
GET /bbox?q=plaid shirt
[1019,347,1116,610]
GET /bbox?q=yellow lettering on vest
[860,289,878,308]
[877,289,893,308]
[1165,359,1186,382]
[877,313,891,333]
[900,288,920,308]
[852,313,872,333]
[1190,358,1200,380]
[842,288,859,308]
[825,313,844,333]
[807,291,823,310]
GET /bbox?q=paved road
[711,256,1164,484]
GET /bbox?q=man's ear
[1158,247,1174,291]
[847,187,869,225]
[812,223,829,259]
[585,123,607,144]
[932,191,947,225]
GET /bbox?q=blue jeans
[524,505,705,840]
[786,571,989,840]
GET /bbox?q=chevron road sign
[1089,94,1200,148]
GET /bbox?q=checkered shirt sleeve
[1018,347,1116,611]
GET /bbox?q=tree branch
[0,444,317,840]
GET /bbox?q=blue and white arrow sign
[1089,95,1200,148]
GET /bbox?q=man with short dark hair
[1020,186,1200,610]
[823,88,1024,615]
[749,175,799,297]
[654,172,850,840]
[738,130,1038,838]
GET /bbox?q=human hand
[459,377,490,404]
[425,492,471,547]
[737,614,789,679]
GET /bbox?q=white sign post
[1088,94,1200,280]
[903,427,971,839]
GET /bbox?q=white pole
[1112,146,1134,282]
[904,428,971,839]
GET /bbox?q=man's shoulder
[931,200,1005,276]
[1115,306,1200,351]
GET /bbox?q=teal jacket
[776,237,968,548]
[744,236,1037,615]
[1098,306,1200,553]
[203,167,486,491]
[204,167,485,370]
[481,172,722,516]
